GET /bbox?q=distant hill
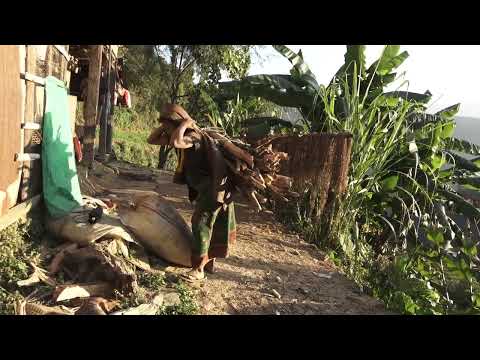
[257,113,480,142]
[454,116,480,146]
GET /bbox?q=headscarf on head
[159,104,196,185]
[158,103,195,125]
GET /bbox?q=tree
[150,45,254,168]
[120,45,174,118]
[118,45,256,168]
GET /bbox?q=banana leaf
[220,74,304,94]
[368,46,409,77]
[456,176,480,190]
[219,74,315,109]
[455,185,480,201]
[383,90,432,103]
[244,122,272,140]
[362,73,397,103]
[446,137,480,156]
[408,104,460,130]
[243,116,294,127]
[273,45,314,78]
[436,103,460,119]
[360,46,408,102]
[440,188,480,219]
[446,151,480,172]
[272,45,319,91]
[329,45,367,88]
[343,45,367,79]
[408,112,439,129]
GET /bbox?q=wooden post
[68,95,77,135]
[19,46,39,201]
[63,45,71,88]
[106,47,114,156]
[98,46,108,160]
[82,45,102,168]
[99,45,115,159]
[45,45,53,76]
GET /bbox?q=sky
[248,45,480,118]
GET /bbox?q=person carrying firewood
[147,104,237,281]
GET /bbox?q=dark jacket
[175,133,233,205]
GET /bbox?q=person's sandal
[181,269,206,282]
[204,259,216,274]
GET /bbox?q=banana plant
[201,89,293,139]
[220,44,480,234]
[219,45,321,125]
[219,45,420,130]
[219,44,480,313]
[220,45,480,153]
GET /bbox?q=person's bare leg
[183,255,210,281]
[204,258,216,274]
[185,197,221,281]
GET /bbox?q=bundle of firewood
[157,104,297,211]
[202,129,298,211]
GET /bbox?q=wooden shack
[0,45,121,231]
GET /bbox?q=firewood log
[206,131,254,168]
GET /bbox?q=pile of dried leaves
[11,235,190,316]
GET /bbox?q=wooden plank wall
[19,45,71,202]
[3,44,104,220]
[0,45,76,227]
[0,46,23,216]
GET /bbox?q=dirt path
[85,162,390,315]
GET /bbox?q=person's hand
[170,118,195,149]
[147,127,170,145]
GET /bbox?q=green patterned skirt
[191,188,236,262]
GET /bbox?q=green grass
[114,273,198,315]
[112,140,160,169]
[157,281,199,315]
[111,108,177,170]
[114,128,150,144]
[0,215,47,315]
[136,273,199,315]
[137,272,167,289]
[0,215,198,316]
